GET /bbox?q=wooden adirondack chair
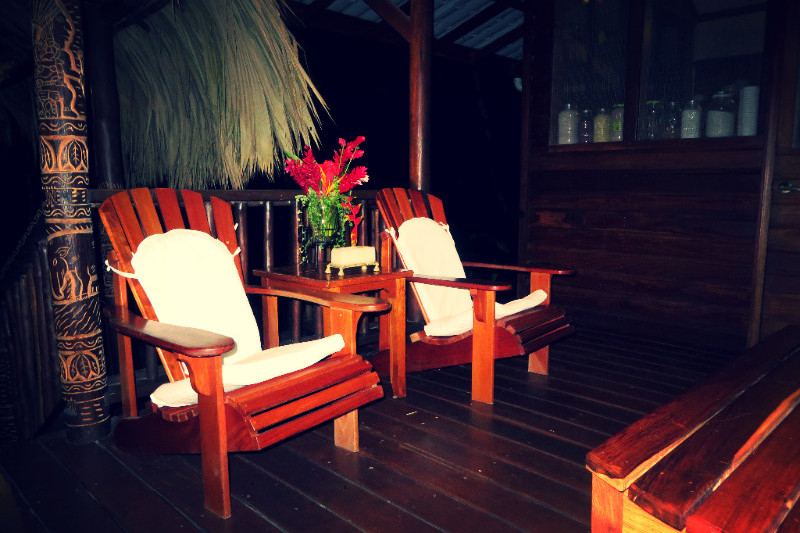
[99,188,388,518]
[372,187,574,404]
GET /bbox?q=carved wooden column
[32,0,110,443]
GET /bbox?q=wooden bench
[586,325,800,533]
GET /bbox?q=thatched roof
[113,0,326,189]
[0,0,530,191]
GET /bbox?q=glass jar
[681,97,703,139]
[557,103,579,145]
[610,104,624,142]
[706,91,735,138]
[643,100,662,140]
[662,101,680,139]
[593,108,611,143]
[578,109,594,143]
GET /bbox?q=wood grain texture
[1,328,742,532]
[375,187,574,403]
[686,407,800,533]
[521,171,761,345]
[629,348,800,529]
[98,188,386,518]
[587,326,800,481]
[588,326,800,533]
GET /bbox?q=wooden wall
[519,0,800,349]
[523,151,763,348]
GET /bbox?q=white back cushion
[394,217,473,322]
[393,217,548,338]
[131,229,262,363]
[132,229,343,407]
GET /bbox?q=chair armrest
[408,274,512,292]
[104,306,234,358]
[462,261,575,276]
[244,285,390,313]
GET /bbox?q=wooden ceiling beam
[284,2,406,45]
[285,0,521,69]
[362,0,412,42]
[438,2,506,46]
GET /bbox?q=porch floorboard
[0,327,738,532]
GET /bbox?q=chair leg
[528,346,549,375]
[471,290,496,404]
[184,356,231,518]
[334,410,359,451]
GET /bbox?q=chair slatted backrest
[376,188,454,325]
[99,188,245,381]
[376,188,448,230]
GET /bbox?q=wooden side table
[254,265,412,398]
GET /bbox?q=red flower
[341,196,364,246]
[339,166,369,193]
[285,146,324,194]
[286,137,369,247]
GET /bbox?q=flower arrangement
[285,136,369,260]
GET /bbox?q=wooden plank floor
[0,328,738,533]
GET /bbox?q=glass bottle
[706,91,735,138]
[662,101,680,139]
[578,109,593,143]
[593,107,611,143]
[681,97,703,139]
[610,104,624,142]
[643,100,662,140]
[557,103,579,144]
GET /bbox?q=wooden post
[409,0,432,192]
[361,0,431,192]
[32,0,110,443]
[748,0,785,346]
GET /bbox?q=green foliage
[296,191,350,264]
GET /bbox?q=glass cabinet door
[549,0,767,147]
[549,0,630,146]
[638,0,766,141]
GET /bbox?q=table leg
[386,278,406,398]
[263,294,280,348]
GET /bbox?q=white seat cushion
[150,335,345,407]
[393,217,547,337]
[423,289,548,337]
[130,229,341,407]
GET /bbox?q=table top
[254,265,412,289]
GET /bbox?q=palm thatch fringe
[113,0,325,189]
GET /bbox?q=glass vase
[313,201,339,247]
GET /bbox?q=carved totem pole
[32,0,110,443]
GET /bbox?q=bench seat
[586,325,800,533]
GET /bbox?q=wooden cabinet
[521,0,798,348]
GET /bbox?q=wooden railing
[0,205,56,442]
[0,189,383,441]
